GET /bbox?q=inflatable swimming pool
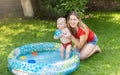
[8,42,80,75]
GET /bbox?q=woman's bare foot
[95,45,101,53]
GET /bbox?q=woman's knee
[80,54,88,60]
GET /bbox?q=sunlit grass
[0,12,120,75]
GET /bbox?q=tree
[20,0,34,17]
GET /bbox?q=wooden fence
[87,0,120,11]
[0,0,120,19]
[0,0,23,19]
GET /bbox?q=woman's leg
[95,45,101,53]
[80,43,100,60]
[87,45,101,58]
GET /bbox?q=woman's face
[69,15,79,28]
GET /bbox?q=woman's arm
[82,24,89,42]
[71,24,89,49]
[71,34,86,49]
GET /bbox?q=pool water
[17,50,69,64]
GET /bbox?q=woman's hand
[71,34,86,49]
[71,35,81,49]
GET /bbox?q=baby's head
[57,17,66,30]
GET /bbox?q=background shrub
[35,0,89,20]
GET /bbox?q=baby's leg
[65,45,72,59]
[60,45,65,59]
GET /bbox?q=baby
[54,17,72,59]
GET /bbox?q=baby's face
[57,19,66,30]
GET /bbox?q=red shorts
[62,41,72,49]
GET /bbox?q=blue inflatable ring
[8,42,80,75]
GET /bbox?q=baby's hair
[57,17,66,23]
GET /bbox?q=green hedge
[34,0,89,20]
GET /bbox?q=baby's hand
[54,36,59,39]
[54,29,62,38]
[60,34,63,38]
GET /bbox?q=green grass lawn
[0,11,120,75]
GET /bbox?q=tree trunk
[20,0,34,17]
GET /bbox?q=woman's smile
[69,15,79,28]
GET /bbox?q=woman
[67,11,101,60]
